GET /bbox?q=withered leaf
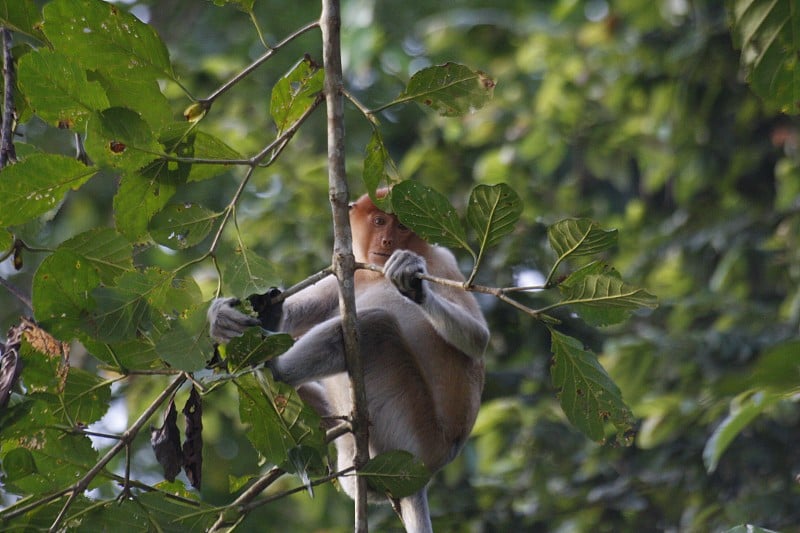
[150,397,182,482]
[182,386,203,489]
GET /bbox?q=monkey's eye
[373,215,386,226]
[398,223,409,232]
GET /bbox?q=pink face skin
[349,193,426,265]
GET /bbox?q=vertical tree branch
[320,2,370,532]
[1,27,17,167]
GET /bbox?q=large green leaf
[17,49,109,129]
[558,272,658,326]
[467,183,522,250]
[114,163,183,243]
[154,305,213,371]
[703,390,782,473]
[549,328,634,442]
[33,249,101,341]
[729,0,800,113]
[149,203,220,250]
[391,63,495,117]
[226,329,293,373]
[58,228,133,284]
[59,366,111,426]
[0,0,48,42]
[548,218,618,260]
[236,372,326,467]
[159,123,243,182]
[391,180,472,253]
[43,0,175,82]
[93,70,171,130]
[360,450,430,499]
[222,246,279,296]
[0,154,97,227]
[84,107,161,172]
[270,56,324,134]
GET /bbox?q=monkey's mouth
[370,252,391,262]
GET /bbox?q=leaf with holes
[149,203,219,250]
[271,56,323,134]
[392,62,495,117]
[549,328,634,442]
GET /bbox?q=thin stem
[46,374,187,531]
[202,21,319,105]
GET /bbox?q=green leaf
[226,329,293,372]
[467,183,522,250]
[703,390,781,473]
[58,228,133,284]
[33,249,101,341]
[149,203,220,250]
[391,180,473,253]
[43,0,176,82]
[222,246,279,296]
[236,371,326,467]
[2,448,38,482]
[93,70,171,130]
[114,163,183,243]
[558,273,658,326]
[82,337,161,371]
[270,56,323,134]
[729,0,800,114]
[360,450,431,498]
[11,429,97,495]
[0,154,97,228]
[363,129,400,209]
[17,49,109,129]
[85,107,161,171]
[154,305,213,371]
[59,366,111,425]
[159,123,243,182]
[392,62,495,116]
[0,0,48,42]
[548,218,618,260]
[549,328,634,442]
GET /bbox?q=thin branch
[45,374,187,531]
[320,2,371,532]
[1,27,16,167]
[201,21,319,106]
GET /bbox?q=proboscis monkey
[208,190,488,532]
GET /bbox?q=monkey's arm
[383,249,489,359]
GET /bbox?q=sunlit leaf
[43,0,176,81]
[0,0,48,42]
[703,390,781,473]
[59,366,111,425]
[0,154,97,227]
[271,56,323,134]
[392,62,495,116]
[548,218,618,260]
[159,123,243,182]
[17,49,109,129]
[467,183,522,250]
[391,180,472,253]
[549,328,634,442]
[93,70,171,130]
[149,203,220,250]
[558,273,658,326]
[58,228,133,284]
[360,450,431,498]
[729,0,800,113]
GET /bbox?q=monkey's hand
[384,250,426,304]
[248,287,284,331]
[207,297,261,344]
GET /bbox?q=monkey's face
[352,206,416,265]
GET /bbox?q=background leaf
[270,56,323,134]
[360,450,431,498]
[392,62,495,116]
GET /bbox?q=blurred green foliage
[1,0,799,531]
